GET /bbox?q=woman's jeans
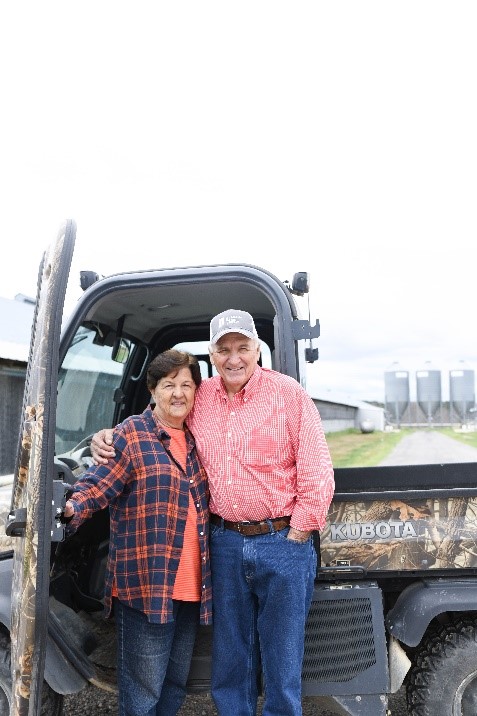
[115,599,199,716]
[210,521,317,716]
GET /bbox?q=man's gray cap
[210,309,258,344]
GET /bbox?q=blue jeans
[115,599,199,716]
[210,521,317,716]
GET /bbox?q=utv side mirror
[112,338,131,364]
[80,270,101,290]
[291,272,310,296]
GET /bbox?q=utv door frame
[8,220,76,715]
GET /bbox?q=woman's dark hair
[146,349,202,390]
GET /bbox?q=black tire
[0,632,11,715]
[0,630,64,716]
[407,617,477,716]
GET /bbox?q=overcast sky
[1,2,476,404]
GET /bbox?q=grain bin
[384,367,409,426]
[416,363,441,424]
[449,365,475,424]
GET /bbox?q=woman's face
[150,366,197,429]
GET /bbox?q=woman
[63,349,211,716]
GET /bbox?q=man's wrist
[288,527,312,542]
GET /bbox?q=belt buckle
[238,520,251,534]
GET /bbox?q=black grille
[301,582,389,696]
[303,597,376,682]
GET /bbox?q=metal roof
[311,391,383,411]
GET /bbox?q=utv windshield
[55,326,135,455]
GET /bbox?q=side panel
[321,464,477,573]
[9,221,76,715]
[321,494,477,573]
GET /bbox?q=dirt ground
[64,686,408,715]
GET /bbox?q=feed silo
[384,366,410,427]
[449,365,475,424]
[416,362,441,424]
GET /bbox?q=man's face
[210,333,261,394]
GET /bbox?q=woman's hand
[63,500,75,519]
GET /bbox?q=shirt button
[200,531,204,536]
[202,584,206,590]
[189,479,194,483]
[233,504,237,509]
[196,502,200,508]
[230,411,235,416]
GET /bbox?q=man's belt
[210,513,291,536]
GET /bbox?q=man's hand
[287,527,312,543]
[90,428,115,465]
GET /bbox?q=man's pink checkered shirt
[187,366,334,531]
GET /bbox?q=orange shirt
[169,427,202,601]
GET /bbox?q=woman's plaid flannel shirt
[67,407,212,625]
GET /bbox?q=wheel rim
[453,669,477,716]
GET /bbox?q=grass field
[326,426,477,468]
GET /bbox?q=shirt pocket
[244,415,292,470]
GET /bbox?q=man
[91,309,334,716]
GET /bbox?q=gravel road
[378,427,477,465]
